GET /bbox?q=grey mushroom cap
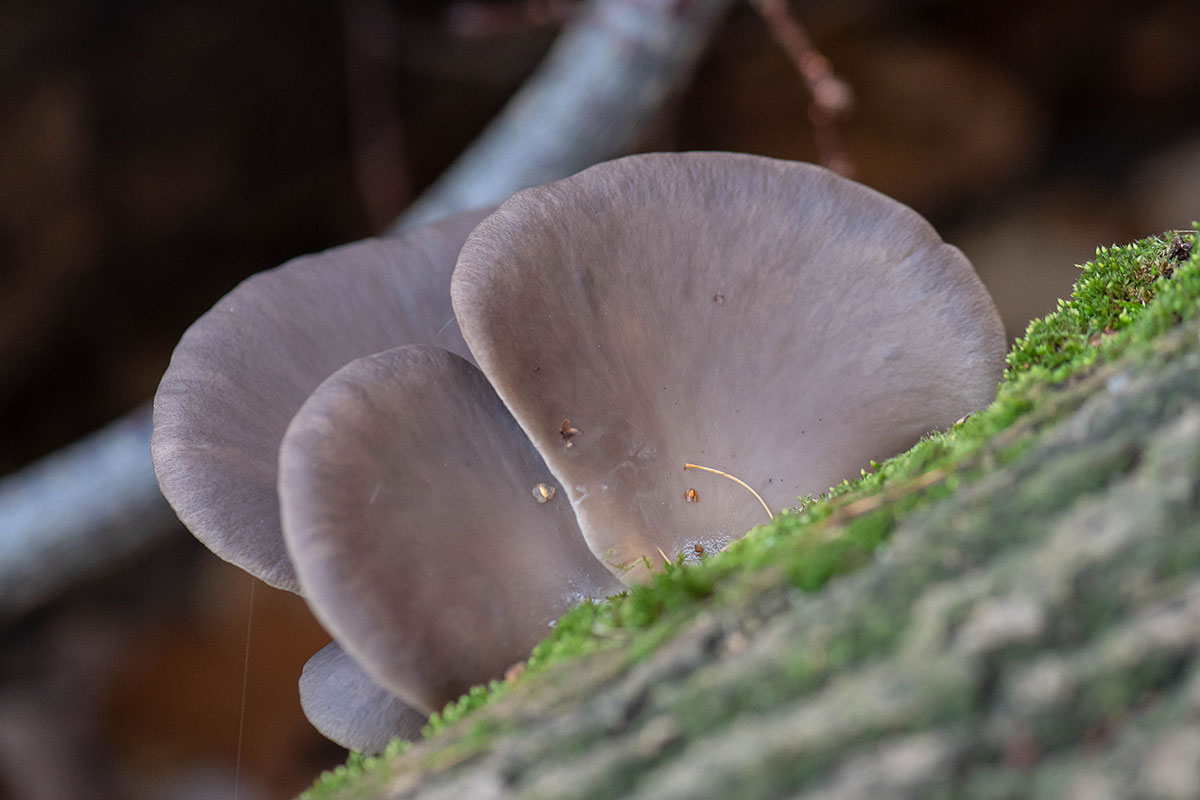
[299,641,426,754]
[151,209,491,592]
[279,344,622,714]
[452,152,1005,577]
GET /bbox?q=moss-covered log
[306,231,1200,800]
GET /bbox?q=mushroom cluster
[152,152,1005,753]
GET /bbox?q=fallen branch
[0,408,178,625]
[0,0,734,624]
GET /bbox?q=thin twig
[683,462,774,521]
[826,468,947,529]
[750,0,855,176]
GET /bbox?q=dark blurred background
[1,0,1197,797]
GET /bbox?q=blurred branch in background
[0,409,175,626]
[391,0,734,231]
[0,0,735,624]
[751,0,854,176]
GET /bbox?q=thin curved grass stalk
[683,462,774,522]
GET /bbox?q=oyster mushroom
[453,152,1004,576]
[151,209,495,751]
[279,345,621,715]
[152,151,1005,754]
[152,210,492,592]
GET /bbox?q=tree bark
[339,317,1200,799]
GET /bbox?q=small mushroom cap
[453,152,1005,576]
[151,209,491,592]
[299,641,425,754]
[279,344,622,713]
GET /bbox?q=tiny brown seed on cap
[685,487,699,503]
[560,419,580,447]
[693,543,706,555]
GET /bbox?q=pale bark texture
[329,318,1200,799]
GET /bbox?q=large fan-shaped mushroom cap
[452,152,1004,577]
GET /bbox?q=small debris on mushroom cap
[685,487,699,503]
[560,419,580,447]
[533,483,557,503]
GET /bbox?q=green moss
[421,682,503,737]
[1005,229,1193,377]
[302,738,411,799]
[302,227,1198,799]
